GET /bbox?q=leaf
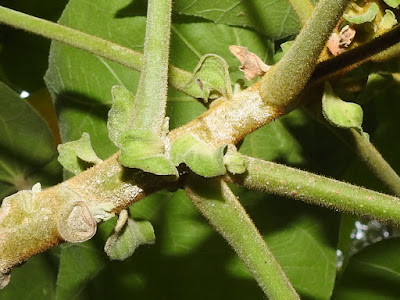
[170,134,226,177]
[57,132,102,175]
[344,3,379,24]
[118,129,178,176]
[108,85,135,147]
[383,0,400,8]
[322,82,363,130]
[0,253,56,299]
[0,0,68,91]
[0,81,60,200]
[183,54,232,102]
[173,0,300,39]
[105,210,155,261]
[223,144,248,174]
[333,239,400,299]
[379,9,398,32]
[56,241,107,300]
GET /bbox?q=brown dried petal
[229,45,271,80]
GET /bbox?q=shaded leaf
[333,239,400,300]
[56,241,107,300]
[0,81,60,199]
[0,254,56,299]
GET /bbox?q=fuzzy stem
[228,156,400,225]
[287,0,314,26]
[306,106,400,197]
[185,176,300,300]
[341,128,400,196]
[260,0,350,110]
[0,5,192,96]
[131,0,172,131]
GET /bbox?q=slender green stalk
[345,129,400,196]
[287,0,314,26]
[131,0,172,131]
[185,176,300,300]
[0,5,192,96]
[306,106,400,197]
[261,0,350,110]
[228,156,400,225]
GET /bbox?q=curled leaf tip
[229,45,271,80]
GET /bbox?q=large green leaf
[0,81,60,200]
[0,0,67,91]
[0,253,56,299]
[333,239,400,299]
[173,0,301,39]
[56,241,108,300]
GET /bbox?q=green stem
[131,0,172,132]
[306,105,400,197]
[228,156,400,225]
[0,5,192,96]
[260,0,350,110]
[185,176,300,300]
[287,0,314,26]
[344,128,400,196]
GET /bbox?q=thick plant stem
[287,0,314,26]
[131,0,172,131]
[260,0,350,110]
[185,176,300,300]
[0,5,192,95]
[228,156,400,225]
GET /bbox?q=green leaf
[322,82,363,130]
[344,3,379,24]
[333,239,400,299]
[170,134,226,177]
[223,145,248,174]
[383,0,400,8]
[105,210,155,261]
[108,85,135,147]
[56,241,107,300]
[0,0,68,91]
[0,81,60,199]
[118,129,178,176]
[183,54,232,102]
[57,132,102,175]
[0,253,56,299]
[173,0,300,39]
[379,9,398,32]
